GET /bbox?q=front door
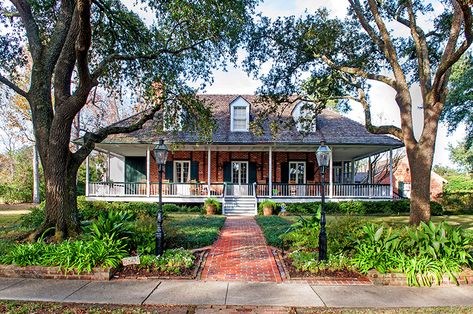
[231,161,248,195]
[174,160,190,195]
[289,161,306,196]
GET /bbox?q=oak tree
[0,0,258,240]
[246,0,472,224]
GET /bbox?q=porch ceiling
[94,143,401,160]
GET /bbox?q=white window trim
[230,98,250,132]
[173,160,191,183]
[289,161,306,184]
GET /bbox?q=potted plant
[259,200,276,216]
[204,198,219,215]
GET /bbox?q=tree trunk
[31,164,80,241]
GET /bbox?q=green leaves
[351,221,473,286]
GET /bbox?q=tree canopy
[245,0,472,224]
[442,53,473,147]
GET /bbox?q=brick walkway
[201,216,282,282]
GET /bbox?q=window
[230,97,250,131]
[289,161,306,184]
[292,101,317,132]
[174,161,190,183]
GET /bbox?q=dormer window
[292,101,317,133]
[230,97,250,132]
[163,104,185,131]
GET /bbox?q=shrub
[327,216,364,256]
[283,200,442,216]
[280,209,321,251]
[163,204,182,212]
[83,210,136,250]
[165,215,225,249]
[441,191,473,214]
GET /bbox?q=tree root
[27,222,55,242]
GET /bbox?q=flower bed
[114,249,208,280]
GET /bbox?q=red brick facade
[150,151,322,183]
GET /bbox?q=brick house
[378,156,447,201]
[84,95,403,214]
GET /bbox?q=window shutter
[281,162,288,183]
[191,161,199,181]
[307,162,315,181]
[165,161,173,181]
[249,163,257,183]
[223,162,231,182]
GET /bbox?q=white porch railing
[88,182,224,197]
[256,183,391,199]
[88,182,391,199]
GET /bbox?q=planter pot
[206,204,217,215]
[263,206,273,216]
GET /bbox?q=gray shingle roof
[102,94,403,147]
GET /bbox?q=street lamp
[153,139,168,256]
[316,141,331,261]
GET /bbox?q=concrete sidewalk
[1,278,473,308]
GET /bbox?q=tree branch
[432,0,473,94]
[405,0,432,97]
[358,87,403,139]
[10,0,43,60]
[319,54,398,88]
[91,39,209,80]
[73,105,162,163]
[45,0,75,76]
[348,0,386,51]
[0,73,28,98]
[364,0,408,88]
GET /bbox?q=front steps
[223,196,257,216]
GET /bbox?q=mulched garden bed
[113,249,208,280]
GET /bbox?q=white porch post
[351,160,355,183]
[107,152,111,181]
[389,149,393,198]
[269,146,273,198]
[146,146,151,197]
[207,146,211,197]
[329,148,333,198]
[368,155,372,198]
[85,156,90,196]
[32,144,40,204]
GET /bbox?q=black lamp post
[153,139,168,256]
[316,141,331,261]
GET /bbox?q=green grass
[255,216,292,247]
[165,213,226,249]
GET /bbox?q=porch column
[146,145,151,197]
[107,152,111,181]
[351,160,355,183]
[368,155,372,198]
[85,156,90,196]
[389,149,393,198]
[269,146,273,198]
[329,148,333,198]
[207,146,211,197]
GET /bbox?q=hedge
[278,200,443,216]
[441,191,473,214]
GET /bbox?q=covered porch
[85,143,399,203]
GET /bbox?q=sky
[200,0,466,168]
